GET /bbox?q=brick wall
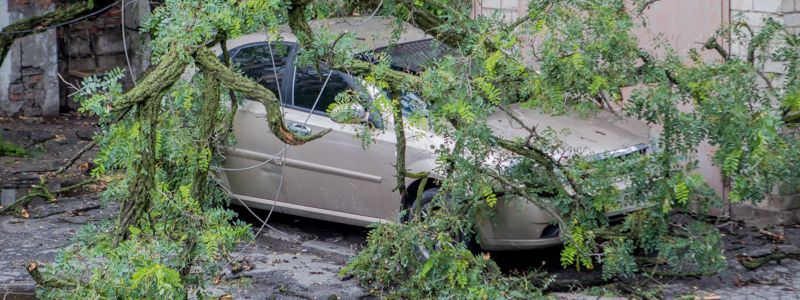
[0,0,149,117]
[731,0,800,83]
[1,0,60,117]
[57,0,149,111]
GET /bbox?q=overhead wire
[121,0,137,83]
[214,32,339,269]
[166,1,386,271]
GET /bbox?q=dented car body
[217,17,652,251]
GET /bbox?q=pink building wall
[474,0,731,195]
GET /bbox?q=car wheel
[407,187,440,223]
[406,187,482,259]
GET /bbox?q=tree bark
[114,94,161,243]
[392,97,408,198]
[194,47,330,145]
[191,74,221,202]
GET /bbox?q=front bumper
[476,195,563,251]
[476,195,643,251]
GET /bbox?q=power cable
[341,0,384,27]
[215,35,337,270]
[121,0,137,83]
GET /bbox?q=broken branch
[737,246,800,270]
[194,47,330,145]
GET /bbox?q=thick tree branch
[1,179,97,215]
[737,246,800,270]
[194,47,330,145]
[702,37,729,60]
[392,97,408,198]
[112,50,188,111]
[27,262,75,289]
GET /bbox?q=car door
[222,41,297,208]
[280,65,402,223]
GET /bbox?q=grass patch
[0,136,27,157]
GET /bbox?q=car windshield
[357,39,453,115]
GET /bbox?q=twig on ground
[757,229,785,243]
[0,179,98,216]
[737,246,800,270]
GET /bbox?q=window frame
[284,65,361,117]
[229,41,298,105]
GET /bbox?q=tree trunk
[180,73,221,278]
[114,95,161,243]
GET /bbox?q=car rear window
[361,39,454,74]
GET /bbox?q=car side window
[231,43,292,99]
[293,68,352,113]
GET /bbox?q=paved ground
[2,116,800,299]
[0,116,371,299]
[655,224,800,299]
[212,209,371,299]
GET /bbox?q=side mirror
[329,103,367,124]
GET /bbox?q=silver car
[217,17,652,251]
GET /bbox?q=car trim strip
[232,193,391,227]
[227,147,384,183]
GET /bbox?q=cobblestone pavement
[0,196,114,299]
[655,225,800,299]
[3,116,800,299]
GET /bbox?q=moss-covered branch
[27,262,76,289]
[114,92,162,243]
[737,247,800,270]
[392,97,408,198]
[194,47,330,145]
[112,50,189,111]
[1,178,97,216]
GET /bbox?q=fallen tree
[17,0,800,298]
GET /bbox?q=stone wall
[730,0,800,80]
[57,0,150,111]
[1,0,60,117]
[0,0,149,117]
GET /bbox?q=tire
[407,187,440,222]
[405,187,482,259]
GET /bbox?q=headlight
[585,143,649,162]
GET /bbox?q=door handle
[287,121,312,136]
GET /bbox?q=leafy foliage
[24,0,800,298]
[339,0,800,297]
[37,69,252,299]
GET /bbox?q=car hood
[487,104,651,156]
